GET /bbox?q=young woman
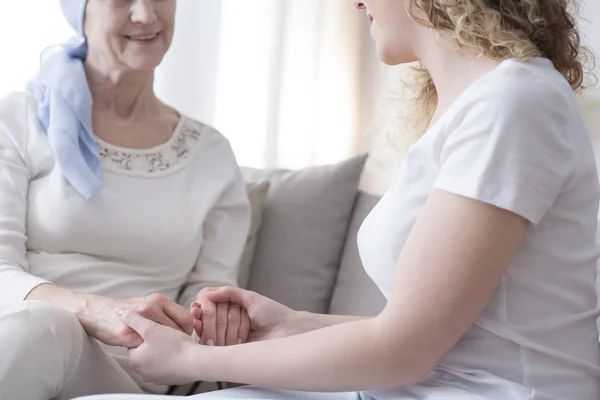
[79,0,600,399]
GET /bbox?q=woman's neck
[85,60,160,121]
[417,33,502,121]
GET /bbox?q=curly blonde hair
[369,0,594,170]
[408,0,593,134]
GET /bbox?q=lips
[125,32,161,41]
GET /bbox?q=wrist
[288,311,323,335]
[189,344,228,383]
[26,284,90,315]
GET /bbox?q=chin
[125,56,165,72]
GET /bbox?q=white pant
[74,386,365,400]
[0,301,144,400]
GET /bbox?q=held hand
[194,287,298,344]
[118,308,199,385]
[76,293,194,348]
[190,299,250,346]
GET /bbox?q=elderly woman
[0,0,250,399]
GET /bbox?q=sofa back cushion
[241,155,365,313]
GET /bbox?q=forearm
[195,317,425,391]
[293,311,367,334]
[26,283,95,315]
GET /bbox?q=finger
[225,304,241,346]
[198,299,217,346]
[204,287,257,311]
[161,300,194,335]
[136,301,182,332]
[121,326,144,348]
[148,308,182,332]
[238,307,251,344]
[191,306,202,321]
[215,302,229,346]
[191,306,202,339]
[192,319,203,344]
[118,309,159,341]
[136,301,183,333]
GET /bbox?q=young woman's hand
[118,308,199,385]
[192,287,302,346]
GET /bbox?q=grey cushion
[238,181,270,289]
[242,155,365,313]
[329,191,386,316]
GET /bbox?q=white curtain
[582,0,600,89]
[1,1,597,171]
[159,0,369,169]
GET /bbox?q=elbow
[386,354,435,387]
[374,318,439,386]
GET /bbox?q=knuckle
[202,307,215,318]
[136,304,152,315]
[216,315,228,326]
[148,293,166,304]
[228,311,240,323]
[118,325,133,337]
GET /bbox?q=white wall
[0,1,72,97]
[582,0,600,71]
[154,0,222,125]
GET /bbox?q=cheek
[86,20,124,50]
[159,11,176,42]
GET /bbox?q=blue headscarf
[27,0,102,199]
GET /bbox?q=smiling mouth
[125,32,161,42]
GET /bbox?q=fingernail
[237,338,243,345]
[207,339,215,346]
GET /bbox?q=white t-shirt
[0,92,251,310]
[358,58,600,400]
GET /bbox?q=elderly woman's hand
[76,293,194,348]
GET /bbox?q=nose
[130,0,158,25]
[353,1,366,10]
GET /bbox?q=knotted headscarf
[27,0,102,199]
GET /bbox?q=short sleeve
[434,82,575,225]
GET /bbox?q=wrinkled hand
[76,293,193,348]
[118,308,199,385]
[192,287,298,345]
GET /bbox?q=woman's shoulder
[0,91,40,151]
[178,115,241,168]
[461,58,575,121]
[0,91,38,118]
[180,116,235,154]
